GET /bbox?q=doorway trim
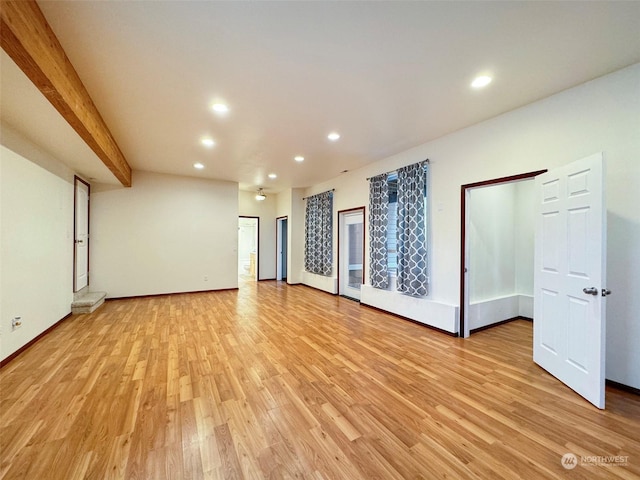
[276,216,288,281]
[73,175,90,293]
[459,170,546,337]
[239,215,260,281]
[337,206,366,297]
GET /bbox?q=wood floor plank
[1,282,639,479]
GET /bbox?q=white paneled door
[534,153,608,408]
[74,177,90,292]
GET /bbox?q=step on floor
[71,291,107,314]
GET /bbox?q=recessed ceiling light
[327,132,340,141]
[211,103,229,113]
[294,156,305,162]
[201,137,215,147]
[193,163,205,170]
[471,75,492,89]
[268,173,277,179]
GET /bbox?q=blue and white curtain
[396,162,428,297]
[304,191,333,276]
[368,174,389,289]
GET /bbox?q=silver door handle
[602,289,612,297]
[583,287,598,295]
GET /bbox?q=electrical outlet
[204,275,208,282]
[12,317,22,331]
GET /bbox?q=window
[387,174,398,275]
[386,170,428,279]
[304,191,333,276]
[368,160,428,294]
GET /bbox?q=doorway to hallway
[238,216,259,282]
[276,216,288,281]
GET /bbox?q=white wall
[289,188,306,284]
[515,181,535,295]
[275,188,306,284]
[91,171,238,298]
[0,141,74,361]
[239,190,276,280]
[469,182,517,302]
[276,189,292,218]
[302,63,640,388]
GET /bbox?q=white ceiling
[3,1,640,192]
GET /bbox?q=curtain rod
[302,188,335,200]
[366,159,429,181]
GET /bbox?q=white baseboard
[361,284,458,334]
[302,271,338,294]
[469,294,533,330]
[519,294,534,318]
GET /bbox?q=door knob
[583,287,598,295]
[602,289,612,297]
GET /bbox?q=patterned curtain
[368,174,389,289]
[304,191,333,276]
[396,162,428,296]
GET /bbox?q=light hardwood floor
[1,281,639,479]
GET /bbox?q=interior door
[276,217,288,281]
[533,152,607,408]
[339,210,364,300]
[74,177,90,292]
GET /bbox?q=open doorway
[338,207,365,300]
[276,216,288,281]
[460,156,608,409]
[460,170,545,337]
[238,216,259,282]
[73,176,90,293]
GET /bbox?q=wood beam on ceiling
[0,0,132,187]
